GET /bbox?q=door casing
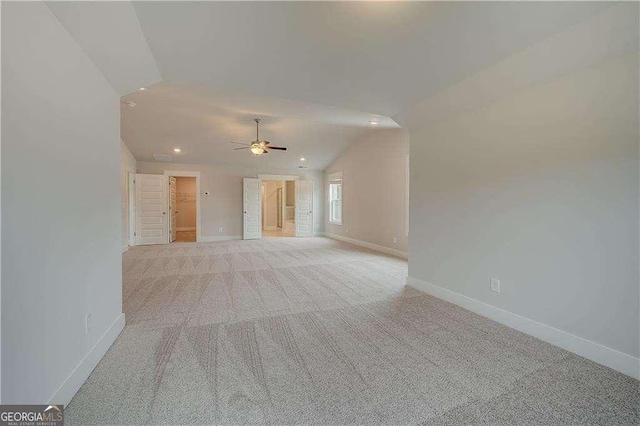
[169,176,177,242]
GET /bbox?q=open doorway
[261,179,296,237]
[262,179,294,237]
[244,174,312,240]
[172,176,197,242]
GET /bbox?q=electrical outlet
[393,236,397,244]
[345,228,349,233]
[218,226,223,233]
[85,313,93,334]
[490,278,500,294]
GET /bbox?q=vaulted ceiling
[48,1,634,170]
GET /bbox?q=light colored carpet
[67,237,638,425]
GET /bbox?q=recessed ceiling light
[300,157,306,161]
[139,87,146,91]
[369,120,379,125]
[173,148,181,153]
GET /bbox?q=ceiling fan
[231,118,287,156]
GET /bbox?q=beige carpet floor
[67,237,638,425]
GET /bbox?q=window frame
[327,171,343,225]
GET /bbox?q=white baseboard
[323,232,408,259]
[198,235,242,242]
[121,245,129,253]
[176,227,196,232]
[49,313,126,405]
[406,276,639,379]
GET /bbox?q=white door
[243,178,262,240]
[169,176,177,242]
[295,180,314,237]
[135,174,169,245]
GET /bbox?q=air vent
[153,154,172,162]
[298,165,308,169]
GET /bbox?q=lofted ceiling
[121,82,395,170]
[49,1,621,170]
[132,1,609,117]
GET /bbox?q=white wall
[0,0,3,401]
[408,52,639,365]
[121,141,136,249]
[2,1,123,403]
[136,162,324,239]
[325,129,409,253]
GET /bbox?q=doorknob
[244,211,247,214]
[162,212,166,215]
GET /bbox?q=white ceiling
[132,1,609,116]
[47,1,161,95]
[121,82,392,170]
[397,4,640,130]
[50,1,620,170]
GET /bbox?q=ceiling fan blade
[266,146,287,150]
[234,147,250,150]
[230,141,250,145]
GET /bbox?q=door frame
[128,172,136,246]
[257,174,299,181]
[261,182,266,230]
[163,170,202,242]
[169,176,177,242]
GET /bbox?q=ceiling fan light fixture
[231,118,286,156]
